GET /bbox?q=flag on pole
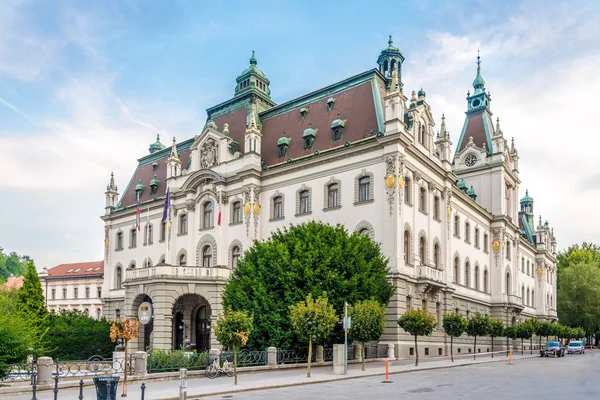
[136,201,141,231]
[217,211,222,226]
[161,187,170,223]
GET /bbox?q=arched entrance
[131,294,154,351]
[172,294,212,351]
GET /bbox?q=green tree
[488,319,505,358]
[465,313,490,360]
[0,289,37,378]
[557,262,600,339]
[222,222,394,351]
[214,309,253,385]
[516,320,535,356]
[289,293,338,378]
[536,321,554,349]
[442,312,467,362]
[348,300,386,371]
[0,248,29,281]
[45,311,114,359]
[504,325,518,355]
[557,242,600,272]
[397,309,436,366]
[16,262,47,326]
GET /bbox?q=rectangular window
[433,197,440,220]
[74,288,78,299]
[179,214,188,235]
[233,202,242,223]
[273,197,283,219]
[51,288,56,300]
[474,229,479,248]
[116,232,123,250]
[484,234,489,252]
[299,190,310,214]
[97,287,102,298]
[358,177,370,202]
[85,287,90,298]
[160,222,166,241]
[63,288,67,299]
[327,184,339,208]
[148,224,153,244]
[130,229,137,248]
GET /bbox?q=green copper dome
[303,126,318,138]
[239,51,267,79]
[149,134,166,154]
[472,54,485,89]
[520,189,534,204]
[418,87,426,97]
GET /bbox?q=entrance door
[143,319,153,350]
[195,305,210,352]
[174,312,184,350]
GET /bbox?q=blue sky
[1,0,599,268]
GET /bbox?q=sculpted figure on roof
[201,138,219,169]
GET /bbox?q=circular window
[472,99,481,107]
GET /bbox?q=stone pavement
[9,352,537,400]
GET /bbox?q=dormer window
[300,108,307,120]
[327,97,335,111]
[229,140,239,155]
[331,115,346,142]
[302,126,317,150]
[277,135,291,158]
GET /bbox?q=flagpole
[136,191,140,271]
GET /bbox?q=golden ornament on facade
[492,240,500,250]
[244,203,251,214]
[398,176,405,188]
[385,174,395,188]
[447,206,452,218]
[536,267,543,276]
[105,239,109,248]
[253,202,261,214]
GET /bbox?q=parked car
[567,341,585,354]
[540,341,564,357]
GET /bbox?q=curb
[160,356,537,400]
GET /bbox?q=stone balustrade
[126,265,231,281]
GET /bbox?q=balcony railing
[126,265,231,281]
[507,294,522,305]
[417,265,444,282]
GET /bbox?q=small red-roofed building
[1,274,24,290]
[39,261,104,319]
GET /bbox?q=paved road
[203,353,599,400]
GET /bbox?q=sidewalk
[9,353,536,400]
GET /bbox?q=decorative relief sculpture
[200,138,219,169]
[385,155,397,216]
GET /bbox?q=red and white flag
[217,211,222,226]
[136,202,141,231]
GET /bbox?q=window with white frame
[418,187,427,213]
[202,246,212,267]
[179,213,188,235]
[358,176,371,202]
[272,196,284,219]
[327,183,339,208]
[231,246,241,269]
[203,201,214,229]
[232,201,242,224]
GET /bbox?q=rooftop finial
[477,49,481,71]
[250,50,257,66]
[496,117,501,134]
[440,114,447,135]
[388,35,393,47]
[472,51,485,90]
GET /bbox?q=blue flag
[161,187,170,223]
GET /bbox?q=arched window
[116,231,123,250]
[406,296,412,311]
[404,177,412,204]
[475,266,480,291]
[179,253,187,267]
[521,257,525,273]
[483,269,488,293]
[454,215,460,237]
[532,290,535,307]
[327,183,339,208]
[115,266,122,290]
[506,272,511,295]
[527,288,530,306]
[232,201,242,224]
[453,257,459,283]
[419,236,426,263]
[419,187,426,212]
[202,246,212,268]
[358,176,370,202]
[474,228,480,248]
[433,196,440,220]
[465,262,470,287]
[465,222,470,242]
[299,190,310,214]
[273,196,283,219]
[403,230,410,264]
[160,222,166,241]
[147,224,153,244]
[484,233,489,252]
[130,228,137,248]
[203,202,213,228]
[231,246,241,269]
[419,124,426,146]
[433,243,440,268]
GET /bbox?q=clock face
[465,153,478,167]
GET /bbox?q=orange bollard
[381,358,392,383]
[509,349,513,365]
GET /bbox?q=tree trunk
[307,338,312,378]
[473,336,477,360]
[530,337,533,355]
[123,339,128,397]
[450,337,454,362]
[414,335,419,367]
[361,341,366,371]
[234,344,238,385]
[491,336,494,358]
[539,335,542,350]
[521,338,524,356]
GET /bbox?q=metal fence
[147,349,210,373]
[277,349,313,364]
[55,355,133,378]
[221,349,268,367]
[0,360,36,383]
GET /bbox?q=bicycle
[205,357,234,379]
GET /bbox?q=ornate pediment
[200,138,219,170]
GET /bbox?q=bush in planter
[147,348,210,373]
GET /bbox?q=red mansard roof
[45,261,104,278]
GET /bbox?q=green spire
[520,189,534,204]
[149,134,166,154]
[472,51,486,91]
[250,50,257,66]
[235,51,271,99]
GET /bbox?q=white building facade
[40,261,104,319]
[101,39,558,355]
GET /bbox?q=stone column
[267,347,277,368]
[354,343,363,362]
[333,344,344,375]
[387,344,395,359]
[315,345,324,363]
[37,357,53,385]
[134,352,147,376]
